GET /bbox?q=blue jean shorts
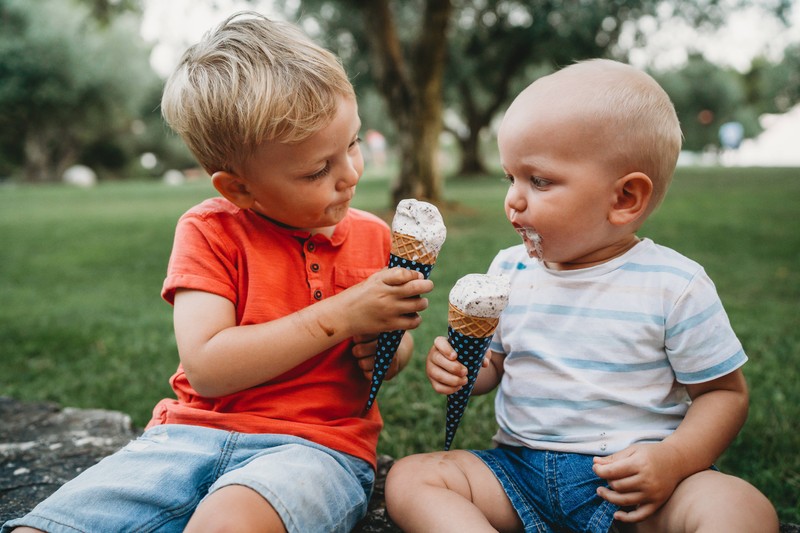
[471,445,619,533]
[2,425,374,533]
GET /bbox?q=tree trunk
[23,127,78,183]
[360,0,451,206]
[456,127,488,176]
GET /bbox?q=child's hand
[352,333,379,380]
[344,267,433,336]
[425,336,491,394]
[352,332,411,381]
[592,442,684,523]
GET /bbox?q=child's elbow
[182,367,227,398]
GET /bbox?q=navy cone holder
[443,328,492,450]
[364,253,434,411]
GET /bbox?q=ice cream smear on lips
[516,226,543,261]
[391,199,447,262]
[449,274,510,318]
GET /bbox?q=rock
[0,397,136,524]
[1,398,795,532]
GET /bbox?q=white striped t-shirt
[487,238,746,455]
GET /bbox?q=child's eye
[349,137,363,150]
[307,163,330,181]
[531,176,551,189]
[503,173,515,184]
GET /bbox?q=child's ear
[211,171,255,209]
[608,172,652,226]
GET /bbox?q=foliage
[286,0,796,198]
[1,167,799,521]
[654,54,761,151]
[749,42,800,114]
[0,0,161,182]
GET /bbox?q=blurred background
[1,0,799,197]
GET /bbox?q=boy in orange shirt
[4,12,432,533]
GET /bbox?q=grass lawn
[1,166,798,522]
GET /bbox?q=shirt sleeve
[664,268,747,384]
[161,214,239,306]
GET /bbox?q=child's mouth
[515,226,543,261]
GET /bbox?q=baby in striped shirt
[386,59,778,533]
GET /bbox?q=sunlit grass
[1,167,798,522]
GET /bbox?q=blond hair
[556,59,682,213]
[161,12,355,174]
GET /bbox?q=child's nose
[337,159,360,190]
[506,184,527,212]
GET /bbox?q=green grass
[1,167,798,522]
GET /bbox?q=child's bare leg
[184,484,286,533]
[386,451,522,533]
[625,470,778,533]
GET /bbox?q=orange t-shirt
[148,197,391,468]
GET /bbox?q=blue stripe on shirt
[506,349,670,372]
[620,262,695,280]
[666,301,723,339]
[674,349,747,383]
[497,259,529,271]
[506,303,664,326]
[506,396,624,410]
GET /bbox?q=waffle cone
[391,232,438,265]
[448,303,499,338]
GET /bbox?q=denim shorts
[2,425,374,533]
[471,445,619,533]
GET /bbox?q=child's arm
[426,336,504,396]
[592,368,749,523]
[173,267,433,397]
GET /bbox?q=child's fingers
[433,336,457,359]
[427,353,467,389]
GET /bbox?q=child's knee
[664,471,779,532]
[386,455,423,495]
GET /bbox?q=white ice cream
[392,199,447,254]
[449,274,510,318]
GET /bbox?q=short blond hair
[553,59,682,213]
[161,12,355,174]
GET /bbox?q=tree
[287,1,788,203]
[0,0,159,182]
[443,1,655,175]
[296,0,452,204]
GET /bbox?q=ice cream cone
[391,231,439,266]
[442,274,510,450]
[364,201,446,411]
[443,306,499,451]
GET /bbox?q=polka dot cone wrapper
[444,327,493,451]
[364,252,435,411]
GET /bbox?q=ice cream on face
[449,274,510,318]
[516,226,543,261]
[391,199,447,262]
